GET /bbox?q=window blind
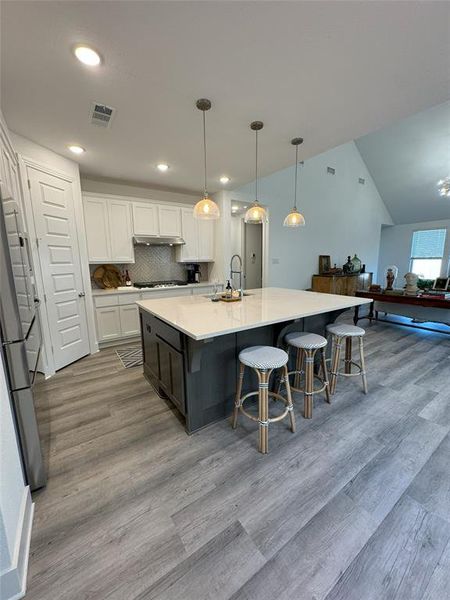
[411,229,446,259]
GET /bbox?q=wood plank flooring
[28,316,450,599]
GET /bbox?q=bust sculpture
[404,272,419,296]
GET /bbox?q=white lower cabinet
[119,305,140,337]
[96,306,122,342]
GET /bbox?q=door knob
[78,292,85,297]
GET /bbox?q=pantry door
[27,166,90,370]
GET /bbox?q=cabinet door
[177,207,199,262]
[132,203,159,236]
[119,305,140,337]
[157,338,185,414]
[96,306,121,342]
[197,219,215,261]
[158,205,181,237]
[109,200,134,263]
[84,197,111,262]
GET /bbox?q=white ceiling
[356,102,450,224]
[2,1,449,194]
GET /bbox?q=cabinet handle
[146,324,152,333]
[78,292,86,297]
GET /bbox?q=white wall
[231,141,393,290]
[378,219,450,281]
[0,350,25,570]
[81,176,198,205]
[0,345,33,600]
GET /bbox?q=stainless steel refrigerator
[0,180,46,490]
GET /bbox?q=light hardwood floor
[28,316,450,599]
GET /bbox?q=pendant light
[283,137,306,228]
[244,121,268,224]
[193,98,220,220]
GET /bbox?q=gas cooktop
[134,280,188,289]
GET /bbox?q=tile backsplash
[90,245,209,286]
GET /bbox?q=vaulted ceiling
[356,102,450,224]
[2,1,449,193]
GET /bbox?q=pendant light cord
[202,110,208,198]
[255,129,259,204]
[294,143,298,210]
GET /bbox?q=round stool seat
[326,323,365,337]
[239,345,288,370]
[285,331,327,350]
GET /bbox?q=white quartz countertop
[136,287,372,340]
[91,282,218,295]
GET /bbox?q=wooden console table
[312,272,372,296]
[354,290,450,334]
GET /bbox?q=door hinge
[36,238,40,248]
[27,179,31,190]
[43,294,47,303]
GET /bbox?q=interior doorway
[243,222,262,289]
[230,201,266,290]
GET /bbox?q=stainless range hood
[133,236,185,246]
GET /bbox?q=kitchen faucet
[230,254,243,299]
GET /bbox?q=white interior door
[27,167,90,370]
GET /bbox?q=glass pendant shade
[193,195,220,219]
[284,137,306,228]
[193,98,220,220]
[283,208,305,227]
[244,203,267,224]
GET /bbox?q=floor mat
[116,346,143,368]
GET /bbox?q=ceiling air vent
[90,102,115,128]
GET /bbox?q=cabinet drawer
[153,317,183,351]
[118,293,141,305]
[140,288,192,300]
[94,295,119,308]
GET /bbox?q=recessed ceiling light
[220,176,230,184]
[74,45,101,66]
[157,163,169,172]
[68,145,85,155]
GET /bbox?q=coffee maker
[186,263,201,283]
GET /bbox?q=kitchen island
[137,287,371,433]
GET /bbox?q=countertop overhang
[136,287,372,340]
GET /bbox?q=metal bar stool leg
[283,364,296,432]
[258,369,270,454]
[344,337,353,374]
[320,348,331,403]
[359,337,368,394]
[330,336,341,395]
[304,350,315,419]
[232,363,245,429]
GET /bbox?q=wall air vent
[358,177,365,185]
[90,103,115,128]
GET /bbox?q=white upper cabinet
[83,195,213,264]
[83,195,134,263]
[197,219,215,261]
[176,207,215,262]
[84,197,111,262]
[158,205,181,237]
[132,203,159,236]
[108,200,134,262]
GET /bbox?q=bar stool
[326,324,368,395]
[279,332,330,419]
[232,345,295,454]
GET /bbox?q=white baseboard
[0,488,34,600]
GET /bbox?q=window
[410,229,447,279]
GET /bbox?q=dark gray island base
[140,307,347,433]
